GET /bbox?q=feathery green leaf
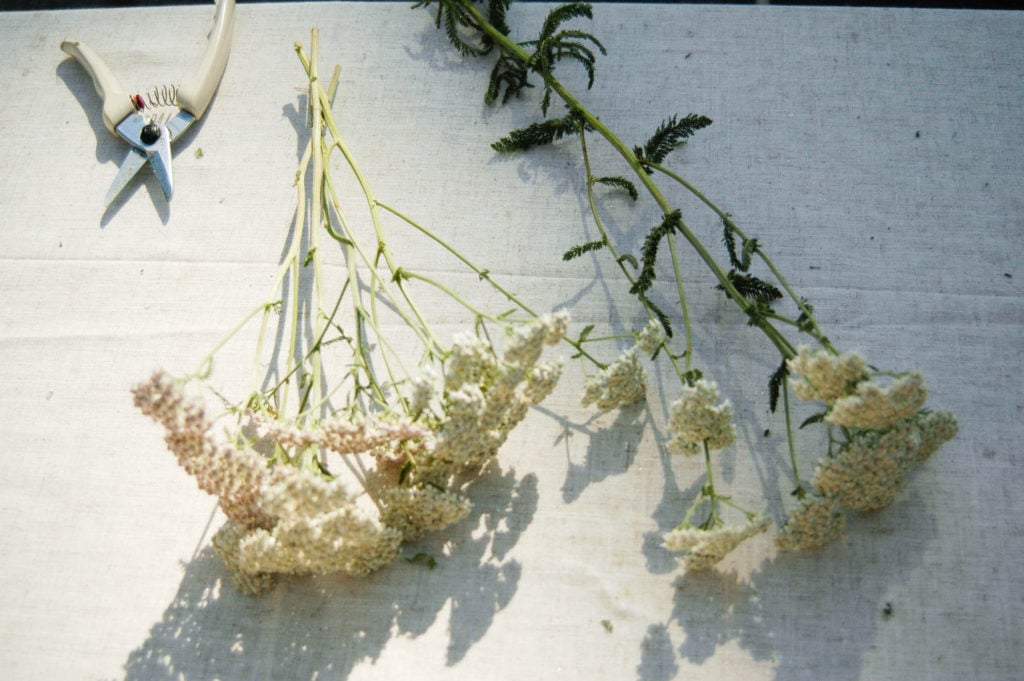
[630,210,682,296]
[720,271,783,303]
[563,239,607,261]
[635,114,713,173]
[768,360,788,413]
[594,176,639,200]
[492,110,589,152]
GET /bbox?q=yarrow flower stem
[134,29,579,594]
[413,0,959,563]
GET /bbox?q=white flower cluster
[812,409,959,513]
[580,319,664,412]
[666,380,736,456]
[635,319,666,356]
[378,484,472,540]
[663,517,770,571]
[582,349,646,411]
[133,371,271,528]
[419,313,567,478]
[135,314,569,593]
[214,469,403,594]
[135,372,416,594]
[261,415,428,456]
[827,372,927,430]
[774,496,846,551]
[407,364,439,417]
[788,345,869,403]
[778,346,958,550]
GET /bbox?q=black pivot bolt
[140,123,162,145]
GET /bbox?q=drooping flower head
[827,372,928,430]
[787,345,869,404]
[775,496,846,551]
[663,517,771,571]
[665,379,735,456]
[581,348,647,412]
[636,319,667,356]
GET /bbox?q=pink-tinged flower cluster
[134,314,569,594]
[132,371,272,528]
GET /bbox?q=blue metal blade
[149,128,174,201]
[104,147,148,208]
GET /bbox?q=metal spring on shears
[131,83,179,112]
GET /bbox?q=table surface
[1,3,1021,680]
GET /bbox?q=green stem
[453,0,798,363]
[305,29,326,434]
[703,441,719,527]
[644,160,833,354]
[578,127,692,381]
[373,199,604,367]
[782,379,805,498]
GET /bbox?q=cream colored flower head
[636,319,666,356]
[408,364,440,417]
[664,517,770,571]
[379,484,471,540]
[775,496,845,551]
[581,348,647,412]
[812,436,904,513]
[788,345,869,404]
[827,372,927,430]
[665,379,735,456]
[445,332,498,390]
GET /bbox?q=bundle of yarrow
[412,0,958,570]
[133,32,569,594]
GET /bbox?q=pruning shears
[61,0,235,208]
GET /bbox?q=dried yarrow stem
[134,34,572,594]
[136,312,568,593]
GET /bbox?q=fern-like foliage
[483,0,512,45]
[629,210,682,296]
[520,3,606,114]
[412,0,512,55]
[563,239,607,261]
[412,0,488,57]
[720,271,782,303]
[593,176,639,200]
[795,298,816,334]
[633,114,712,173]
[768,360,788,413]
[800,412,826,429]
[640,292,674,339]
[491,109,591,152]
[722,220,758,273]
[486,53,533,104]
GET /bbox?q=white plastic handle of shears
[60,39,134,135]
[176,0,235,120]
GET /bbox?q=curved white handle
[60,39,133,134]
[176,0,235,119]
